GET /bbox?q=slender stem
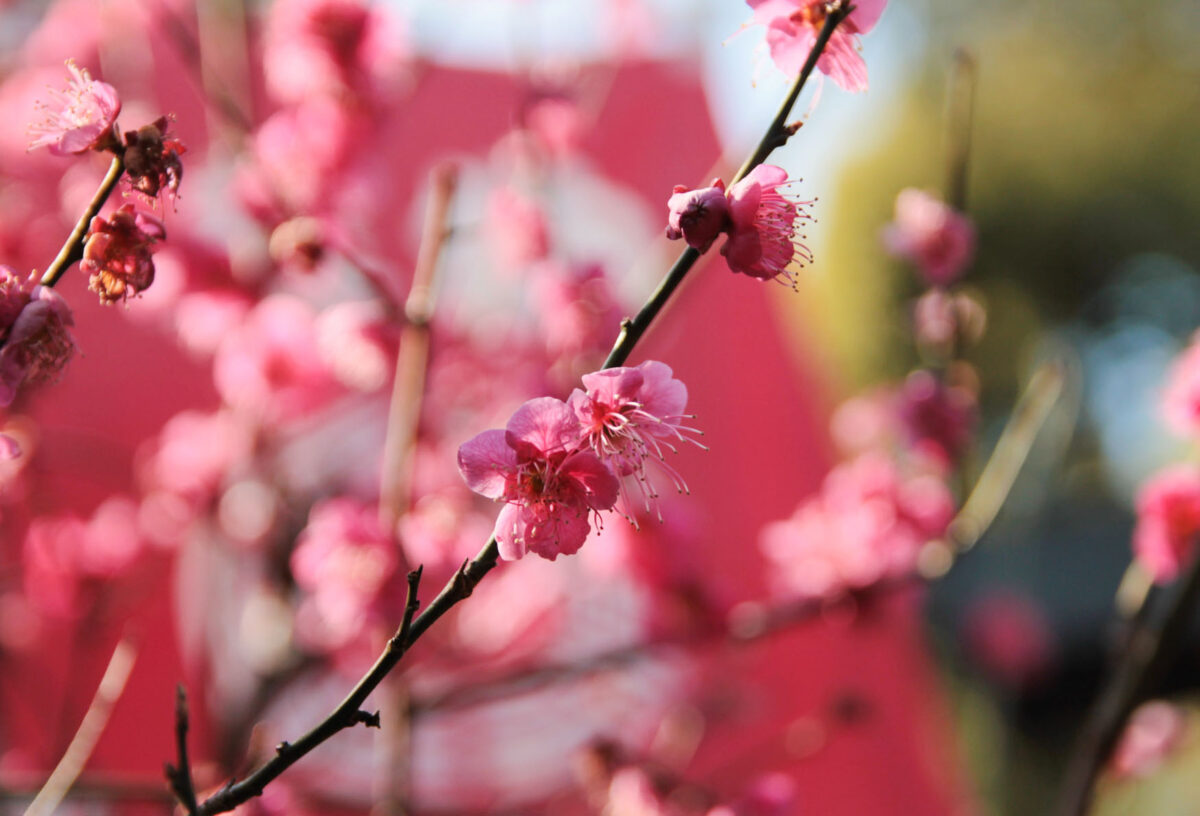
[944,49,976,213]
[185,11,855,812]
[731,1,854,185]
[379,163,459,529]
[40,155,124,288]
[165,686,200,816]
[1055,550,1200,816]
[24,637,138,816]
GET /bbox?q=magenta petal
[561,451,620,511]
[637,361,687,420]
[817,31,869,92]
[505,396,580,456]
[457,429,515,499]
[764,20,816,78]
[525,506,592,561]
[850,0,888,34]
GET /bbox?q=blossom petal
[505,396,581,456]
[457,429,515,499]
[561,450,621,511]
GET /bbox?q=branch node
[275,741,290,755]
[353,709,382,729]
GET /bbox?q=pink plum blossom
[665,165,813,284]
[458,396,620,561]
[532,262,623,369]
[745,0,888,92]
[883,188,976,287]
[290,498,400,652]
[80,203,165,304]
[1133,465,1200,584]
[569,361,700,510]
[0,267,75,406]
[761,452,955,599]
[604,767,679,816]
[723,165,813,283]
[1110,701,1187,780]
[28,59,120,156]
[665,180,730,253]
[1162,332,1200,438]
[315,300,397,392]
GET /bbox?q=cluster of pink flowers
[458,361,698,561]
[666,164,814,284]
[761,452,955,599]
[744,0,888,92]
[80,203,166,304]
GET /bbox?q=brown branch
[40,155,124,288]
[182,10,856,812]
[1055,547,1200,816]
[165,685,199,815]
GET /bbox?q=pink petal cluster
[80,203,166,304]
[1132,465,1200,584]
[883,188,976,287]
[0,267,75,406]
[1162,332,1200,438]
[1110,701,1187,780]
[28,59,120,156]
[760,452,955,599]
[745,0,888,92]
[912,288,987,353]
[458,396,620,561]
[290,498,400,652]
[666,165,813,284]
[569,360,699,506]
[532,262,622,367]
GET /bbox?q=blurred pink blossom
[1133,464,1200,584]
[745,0,887,92]
[961,590,1056,691]
[1162,332,1200,438]
[532,262,622,367]
[894,370,976,466]
[458,396,619,561]
[316,300,397,392]
[883,188,975,287]
[80,203,165,304]
[1110,701,1187,780]
[291,497,400,653]
[485,186,551,273]
[262,0,408,106]
[761,452,954,599]
[912,289,987,352]
[0,267,75,406]
[213,294,338,423]
[143,409,254,501]
[27,59,120,156]
[605,767,678,816]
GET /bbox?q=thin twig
[944,49,976,213]
[1055,552,1200,816]
[23,637,138,816]
[165,685,200,815]
[379,163,459,529]
[40,155,124,288]
[183,12,855,812]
